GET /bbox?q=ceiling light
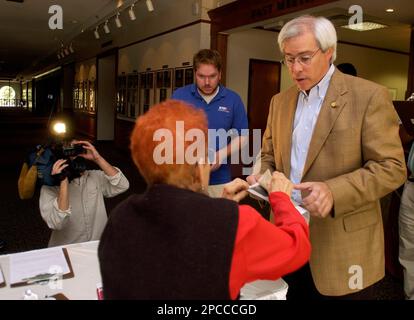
[341,21,387,31]
[129,4,136,20]
[94,27,100,39]
[115,12,122,28]
[146,0,154,12]
[69,43,74,54]
[386,8,394,13]
[103,20,110,34]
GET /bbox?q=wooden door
[248,59,281,136]
[231,59,281,179]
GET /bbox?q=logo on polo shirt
[218,106,230,113]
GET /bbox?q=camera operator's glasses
[281,48,320,67]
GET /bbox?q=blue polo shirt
[172,84,248,185]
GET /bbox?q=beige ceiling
[252,0,413,54]
[0,0,412,79]
[0,0,134,79]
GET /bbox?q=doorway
[247,59,281,137]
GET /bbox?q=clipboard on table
[9,247,74,288]
[0,265,5,288]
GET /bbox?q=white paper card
[240,279,289,300]
[0,265,4,285]
[9,247,70,285]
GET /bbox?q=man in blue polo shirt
[172,49,248,197]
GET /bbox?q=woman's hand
[268,171,293,197]
[222,178,250,203]
[246,173,261,186]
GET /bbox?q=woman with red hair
[98,99,310,299]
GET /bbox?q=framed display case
[139,71,155,114]
[73,80,96,114]
[184,67,194,85]
[116,74,127,115]
[174,66,193,90]
[83,81,88,111]
[155,68,173,103]
[127,73,139,118]
[73,82,80,110]
[174,68,184,90]
[88,80,96,113]
[27,82,32,110]
[80,81,85,110]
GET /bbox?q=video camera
[52,142,87,183]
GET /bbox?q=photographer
[39,140,129,247]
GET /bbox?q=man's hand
[246,174,261,185]
[222,178,250,203]
[294,181,333,218]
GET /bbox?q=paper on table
[0,265,5,287]
[240,279,289,300]
[9,247,71,286]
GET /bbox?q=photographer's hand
[51,159,69,211]
[73,140,101,162]
[75,140,118,177]
[52,159,69,175]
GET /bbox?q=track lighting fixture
[115,12,122,28]
[129,4,136,21]
[146,0,154,12]
[94,26,100,39]
[103,20,110,34]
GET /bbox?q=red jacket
[229,192,311,299]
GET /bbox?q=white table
[0,241,101,300]
[0,240,288,300]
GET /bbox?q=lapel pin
[330,102,337,108]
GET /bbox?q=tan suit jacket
[259,69,406,296]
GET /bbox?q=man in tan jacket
[248,15,406,298]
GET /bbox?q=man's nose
[291,60,303,73]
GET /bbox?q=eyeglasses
[281,48,320,67]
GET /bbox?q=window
[0,85,16,107]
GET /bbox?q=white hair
[278,15,337,63]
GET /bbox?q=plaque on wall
[147,73,154,89]
[160,88,167,102]
[174,68,184,88]
[163,70,172,88]
[185,67,194,85]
